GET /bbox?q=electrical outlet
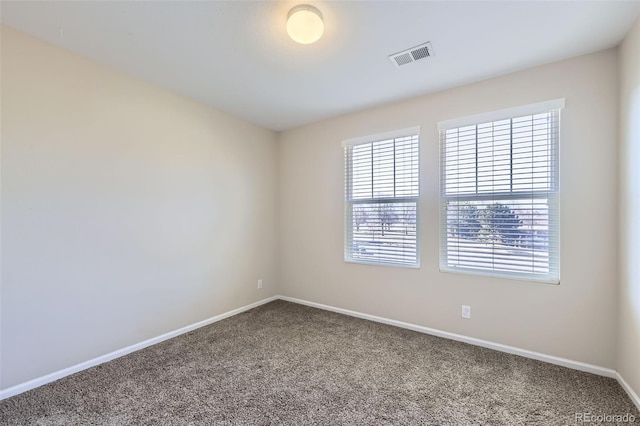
[461,305,471,319]
[257,279,263,289]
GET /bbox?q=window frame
[343,127,421,268]
[438,99,564,284]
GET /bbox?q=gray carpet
[1,300,638,425]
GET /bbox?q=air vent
[389,42,433,67]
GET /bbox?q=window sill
[345,258,420,269]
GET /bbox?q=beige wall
[618,18,640,398]
[278,49,619,369]
[0,26,278,389]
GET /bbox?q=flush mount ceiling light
[287,4,324,44]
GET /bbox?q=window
[344,128,420,267]
[439,99,563,283]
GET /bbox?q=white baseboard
[4,294,635,406]
[0,296,278,400]
[617,372,640,412]
[279,296,617,379]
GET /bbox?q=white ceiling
[2,1,639,131]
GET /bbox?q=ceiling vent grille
[389,42,433,67]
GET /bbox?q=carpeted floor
[1,300,638,425]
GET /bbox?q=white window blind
[344,130,419,267]
[439,100,563,283]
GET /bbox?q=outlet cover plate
[462,305,471,319]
